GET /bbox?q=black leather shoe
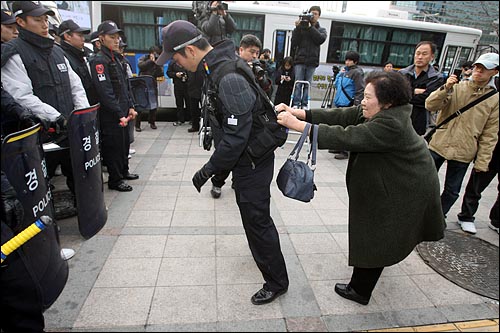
[124,173,139,180]
[109,182,133,192]
[251,288,287,305]
[187,127,199,133]
[135,127,142,132]
[334,283,369,305]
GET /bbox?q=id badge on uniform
[228,115,238,126]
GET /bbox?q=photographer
[198,1,237,46]
[290,5,327,108]
[239,34,272,97]
[167,60,190,126]
[137,46,164,131]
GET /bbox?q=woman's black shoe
[108,182,133,192]
[124,173,139,180]
[334,283,369,305]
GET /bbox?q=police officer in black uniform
[156,20,289,305]
[58,19,98,106]
[1,1,90,197]
[90,20,138,192]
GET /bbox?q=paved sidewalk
[46,122,499,332]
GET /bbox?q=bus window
[229,13,265,49]
[273,29,292,68]
[442,45,459,76]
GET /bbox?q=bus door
[272,29,293,68]
[441,45,473,77]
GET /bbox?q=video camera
[251,59,266,80]
[211,1,228,11]
[299,10,313,27]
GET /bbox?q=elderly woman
[276,71,445,305]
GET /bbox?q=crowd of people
[1,1,498,331]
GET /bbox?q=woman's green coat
[311,104,445,268]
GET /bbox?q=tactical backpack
[207,58,288,167]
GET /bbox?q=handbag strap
[307,124,319,170]
[434,89,497,131]
[289,122,311,161]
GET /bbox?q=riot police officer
[90,20,138,192]
[156,20,289,305]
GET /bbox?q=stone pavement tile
[310,280,386,316]
[134,196,177,211]
[310,194,348,210]
[175,197,215,211]
[298,253,351,280]
[272,195,316,211]
[413,323,459,332]
[330,232,349,251]
[217,319,286,332]
[217,284,283,322]
[163,234,215,257]
[109,235,167,258]
[398,251,436,275]
[316,209,349,225]
[126,210,173,228]
[323,313,396,332]
[171,210,215,227]
[216,234,253,256]
[279,209,324,226]
[140,185,180,198]
[280,255,322,318]
[278,234,297,256]
[148,286,217,325]
[285,316,327,332]
[72,325,147,332]
[163,143,192,155]
[372,276,434,312]
[157,257,216,286]
[73,287,154,328]
[145,322,217,332]
[285,225,330,233]
[379,264,407,277]
[215,210,243,227]
[94,258,161,287]
[381,307,448,328]
[438,303,500,323]
[214,194,239,211]
[410,274,485,306]
[216,256,263,285]
[289,232,343,254]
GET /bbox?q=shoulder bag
[277,123,319,202]
[424,89,497,143]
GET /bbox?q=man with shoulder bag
[425,53,499,233]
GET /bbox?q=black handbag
[276,123,318,202]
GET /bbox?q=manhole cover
[417,230,499,300]
[53,190,77,220]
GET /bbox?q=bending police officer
[156,20,289,305]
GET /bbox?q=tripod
[321,70,338,108]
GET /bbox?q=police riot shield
[1,124,68,310]
[67,104,107,239]
[129,75,158,111]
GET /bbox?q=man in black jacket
[136,46,164,131]
[157,20,289,305]
[290,5,327,108]
[59,19,98,106]
[399,41,444,135]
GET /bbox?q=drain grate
[417,230,499,300]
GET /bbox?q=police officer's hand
[51,114,67,134]
[1,184,24,231]
[192,164,214,193]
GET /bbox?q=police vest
[3,38,74,118]
[208,58,288,167]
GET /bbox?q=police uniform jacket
[90,46,134,123]
[305,104,445,268]
[60,41,99,105]
[1,27,89,122]
[203,40,276,199]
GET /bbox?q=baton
[1,216,53,263]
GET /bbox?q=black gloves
[1,175,24,231]
[192,163,215,193]
[19,108,51,130]
[51,114,67,134]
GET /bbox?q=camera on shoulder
[299,10,313,27]
[211,1,228,11]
